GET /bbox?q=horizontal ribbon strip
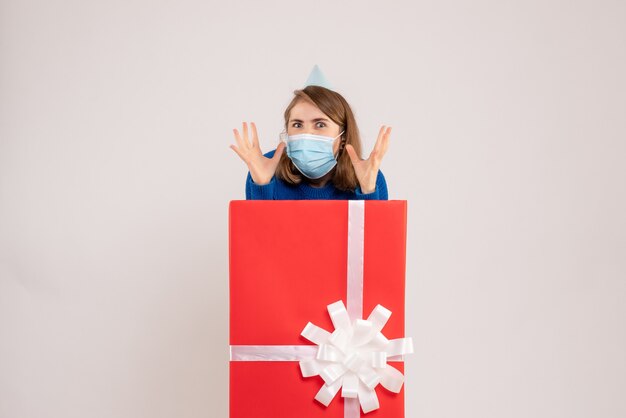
[230,345,406,362]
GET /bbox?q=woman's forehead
[289,101,328,121]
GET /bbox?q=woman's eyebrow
[289,118,330,123]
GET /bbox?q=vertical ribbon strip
[347,200,365,322]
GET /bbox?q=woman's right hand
[230,121,286,185]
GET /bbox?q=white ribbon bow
[299,300,414,414]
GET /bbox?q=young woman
[230,85,392,200]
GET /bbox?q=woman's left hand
[345,125,391,194]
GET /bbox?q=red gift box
[229,200,410,417]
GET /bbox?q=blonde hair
[275,86,362,192]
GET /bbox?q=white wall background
[1,0,625,417]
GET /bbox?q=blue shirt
[245,149,388,200]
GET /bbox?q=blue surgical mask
[284,131,345,179]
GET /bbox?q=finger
[380,126,392,156]
[345,144,360,166]
[374,125,392,159]
[242,122,252,149]
[251,122,260,149]
[229,144,246,162]
[233,128,245,149]
[373,125,386,154]
[368,147,379,164]
[272,141,285,161]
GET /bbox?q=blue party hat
[303,64,333,90]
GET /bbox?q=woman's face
[287,100,343,154]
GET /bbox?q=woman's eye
[316,122,326,128]
[292,123,302,128]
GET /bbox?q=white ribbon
[300,300,414,414]
[230,200,414,416]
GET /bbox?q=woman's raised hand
[345,125,391,194]
[230,121,285,185]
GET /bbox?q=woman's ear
[336,137,347,158]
